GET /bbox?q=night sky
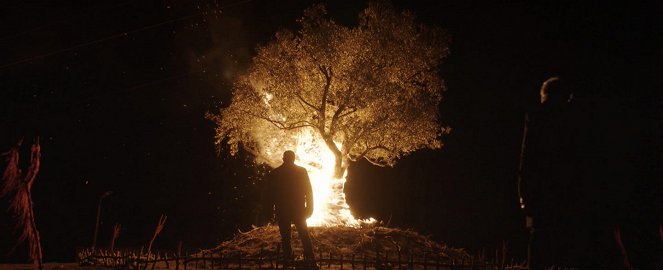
[1,0,661,263]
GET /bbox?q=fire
[260,126,374,227]
[251,86,375,227]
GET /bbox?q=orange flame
[260,127,374,227]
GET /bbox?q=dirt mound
[208,224,470,263]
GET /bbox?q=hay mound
[208,224,470,263]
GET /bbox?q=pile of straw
[207,224,470,263]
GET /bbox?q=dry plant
[147,214,167,254]
[1,139,43,270]
[110,223,121,252]
[613,227,632,269]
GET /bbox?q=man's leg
[293,218,315,260]
[277,217,293,261]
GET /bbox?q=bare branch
[329,85,358,133]
[338,107,357,119]
[343,125,368,154]
[318,66,333,132]
[356,144,395,167]
[258,115,314,130]
[364,157,389,167]
[296,93,319,111]
[357,145,392,160]
[329,104,346,133]
[283,122,316,130]
[248,109,315,130]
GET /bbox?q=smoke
[185,13,253,104]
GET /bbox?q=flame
[260,126,374,227]
[251,86,375,227]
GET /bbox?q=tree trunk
[333,154,345,179]
[321,135,345,179]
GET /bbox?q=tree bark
[321,135,345,179]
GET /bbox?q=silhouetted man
[518,77,585,269]
[264,150,315,264]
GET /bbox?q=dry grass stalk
[613,227,632,269]
[110,223,121,252]
[1,139,43,270]
[147,214,167,254]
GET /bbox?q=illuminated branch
[346,116,394,163]
[344,123,376,158]
[303,47,321,68]
[318,65,332,133]
[257,115,314,130]
[364,157,390,167]
[283,122,316,130]
[343,128,364,158]
[337,107,357,119]
[329,84,359,134]
[329,104,346,134]
[296,93,319,112]
[360,145,394,167]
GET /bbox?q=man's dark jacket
[265,163,313,218]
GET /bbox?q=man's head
[540,76,573,105]
[282,150,296,165]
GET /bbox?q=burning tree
[208,2,450,226]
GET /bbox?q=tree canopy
[208,1,450,177]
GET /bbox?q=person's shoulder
[294,165,308,173]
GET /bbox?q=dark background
[1,0,661,263]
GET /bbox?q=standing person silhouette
[264,150,315,266]
[518,77,585,269]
